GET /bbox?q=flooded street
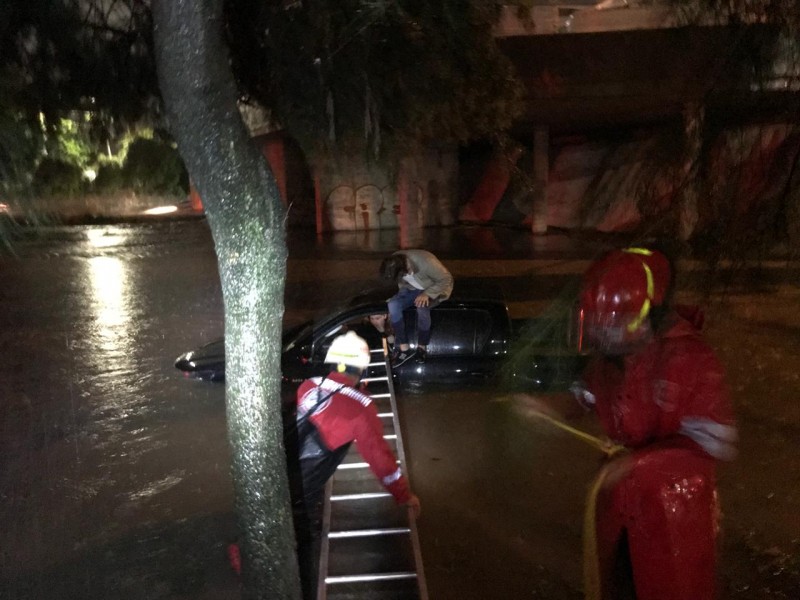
[1,219,799,598]
[0,222,235,599]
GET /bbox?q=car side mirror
[297,342,313,364]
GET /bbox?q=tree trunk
[152,1,300,598]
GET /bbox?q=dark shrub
[33,158,85,197]
[122,138,188,195]
[92,162,125,193]
[0,112,44,196]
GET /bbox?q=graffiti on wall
[325,184,401,231]
[323,180,450,231]
[318,150,458,232]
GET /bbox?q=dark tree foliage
[0,0,159,202]
[623,2,800,266]
[2,1,523,180]
[225,0,524,161]
[0,0,157,125]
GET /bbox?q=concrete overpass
[492,2,786,133]
[482,3,797,233]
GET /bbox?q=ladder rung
[329,527,411,539]
[368,361,386,367]
[369,348,384,354]
[384,434,397,440]
[371,393,391,399]
[361,376,389,383]
[326,572,418,585]
[377,412,394,418]
[331,492,392,501]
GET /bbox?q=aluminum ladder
[316,342,428,600]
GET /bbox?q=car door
[394,305,502,385]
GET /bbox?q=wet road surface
[1,219,799,599]
[0,222,234,599]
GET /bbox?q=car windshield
[282,321,313,351]
[281,303,350,350]
[282,301,385,352]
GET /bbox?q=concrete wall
[493,4,676,38]
[460,123,800,234]
[316,149,459,232]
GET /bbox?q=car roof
[281,283,508,350]
[345,281,506,308]
[304,283,507,334]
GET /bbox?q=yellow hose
[583,463,610,600]
[523,409,624,457]
[517,406,626,600]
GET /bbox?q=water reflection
[85,227,131,249]
[88,256,129,332]
[80,254,150,448]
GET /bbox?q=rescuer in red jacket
[518,247,737,600]
[287,331,420,599]
[576,247,738,600]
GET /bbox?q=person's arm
[670,344,738,460]
[353,403,421,515]
[415,253,453,300]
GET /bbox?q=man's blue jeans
[388,288,433,346]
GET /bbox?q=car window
[311,313,387,363]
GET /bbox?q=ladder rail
[317,477,335,600]
[384,338,430,600]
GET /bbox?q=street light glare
[142,205,178,215]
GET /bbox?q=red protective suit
[296,372,411,504]
[581,308,737,600]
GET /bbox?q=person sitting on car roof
[380,249,453,366]
[286,331,421,600]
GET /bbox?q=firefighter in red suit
[287,331,420,599]
[572,247,738,600]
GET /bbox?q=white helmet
[325,331,371,371]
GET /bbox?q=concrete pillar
[259,136,287,205]
[679,102,704,241]
[314,172,324,235]
[398,169,410,248]
[531,126,549,234]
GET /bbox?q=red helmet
[578,248,671,353]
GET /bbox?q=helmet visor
[577,308,651,355]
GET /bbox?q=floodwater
[1,219,798,599]
[0,221,234,599]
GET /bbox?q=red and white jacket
[296,372,411,504]
[581,308,737,459]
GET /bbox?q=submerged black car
[175,287,585,390]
